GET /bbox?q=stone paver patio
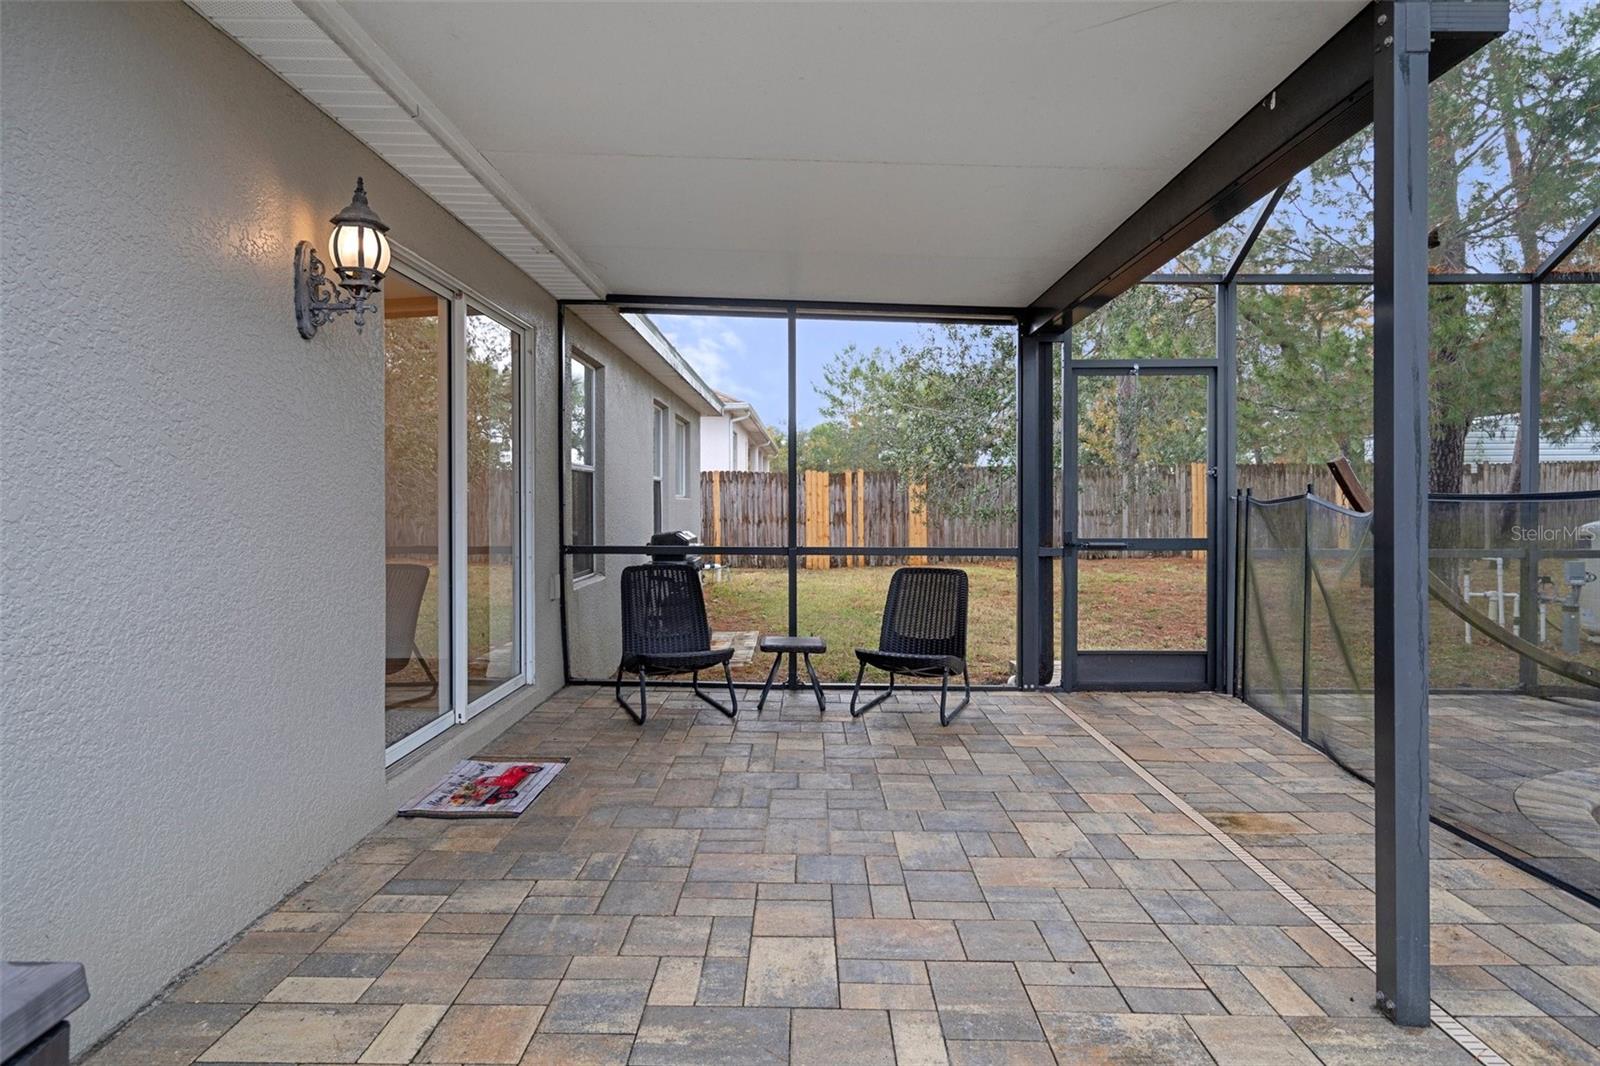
[1307,691,1600,895]
[88,687,1600,1065]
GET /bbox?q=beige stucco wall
[564,317,704,680]
[0,2,685,1050]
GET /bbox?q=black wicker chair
[849,566,970,725]
[615,563,737,724]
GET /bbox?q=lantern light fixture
[294,177,392,339]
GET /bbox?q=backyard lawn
[704,557,1210,684]
[387,556,517,702]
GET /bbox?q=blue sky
[651,314,930,432]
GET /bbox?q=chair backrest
[879,567,968,660]
[385,562,430,665]
[619,563,713,657]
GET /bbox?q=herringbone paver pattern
[87,687,1600,1065]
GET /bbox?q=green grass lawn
[388,556,517,699]
[705,557,1210,684]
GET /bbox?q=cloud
[656,315,750,397]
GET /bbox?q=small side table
[755,636,829,713]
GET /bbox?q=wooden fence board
[695,461,1599,567]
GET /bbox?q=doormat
[400,759,566,818]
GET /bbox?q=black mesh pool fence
[1236,488,1600,899]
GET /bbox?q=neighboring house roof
[1361,416,1600,464]
[568,305,722,416]
[711,392,778,454]
[1464,415,1600,464]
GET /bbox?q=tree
[1243,0,1600,491]
[808,325,1020,521]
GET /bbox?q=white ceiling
[215,1,1366,308]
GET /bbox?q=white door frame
[384,251,537,763]
[384,261,457,765]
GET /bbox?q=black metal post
[1017,331,1055,688]
[556,303,573,684]
[1058,328,1071,691]
[1518,282,1542,691]
[787,305,799,688]
[1238,488,1253,696]
[1371,0,1432,1027]
[1215,281,1239,693]
[1301,485,1314,740]
[1061,340,1079,691]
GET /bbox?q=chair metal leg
[723,662,740,717]
[939,668,972,726]
[615,668,648,725]
[385,645,441,709]
[850,662,894,718]
[416,643,438,691]
[756,651,783,713]
[691,666,738,719]
[803,653,827,714]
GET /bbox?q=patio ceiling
[200,1,1364,309]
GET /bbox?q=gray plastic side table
[755,635,828,713]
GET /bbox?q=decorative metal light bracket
[294,241,375,339]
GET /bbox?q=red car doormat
[399,759,566,818]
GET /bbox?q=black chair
[615,563,738,724]
[850,566,971,725]
[385,562,438,708]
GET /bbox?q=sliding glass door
[465,306,523,707]
[385,265,532,764]
[384,272,453,758]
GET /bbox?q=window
[652,403,667,481]
[569,354,598,576]
[675,416,691,497]
[652,402,667,532]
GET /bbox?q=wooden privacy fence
[389,468,516,553]
[700,461,1600,567]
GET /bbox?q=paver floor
[88,687,1600,1065]
[1304,691,1600,894]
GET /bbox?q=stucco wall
[700,414,748,472]
[0,2,589,1048]
[565,318,704,680]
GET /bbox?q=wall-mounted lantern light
[294,177,392,339]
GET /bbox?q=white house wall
[0,1,651,1049]
[564,317,703,681]
[700,415,756,473]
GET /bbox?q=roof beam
[1223,184,1286,284]
[1025,0,1508,334]
[1534,205,1600,278]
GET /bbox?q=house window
[652,403,667,481]
[569,354,598,577]
[675,416,691,497]
[652,402,667,532]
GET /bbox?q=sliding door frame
[384,251,537,765]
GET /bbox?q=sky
[650,1,1595,432]
[652,314,931,432]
